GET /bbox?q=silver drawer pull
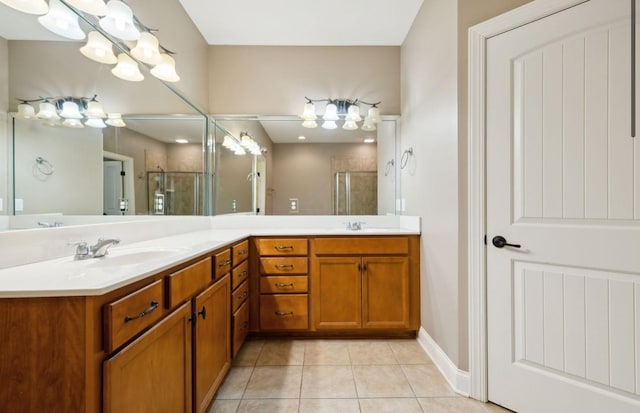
[237,249,248,255]
[275,264,294,270]
[218,259,232,267]
[275,282,294,288]
[275,311,294,317]
[237,291,248,300]
[274,245,294,251]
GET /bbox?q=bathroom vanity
[0,217,420,413]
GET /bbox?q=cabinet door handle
[275,282,294,288]
[197,305,207,320]
[274,245,294,251]
[275,311,294,316]
[240,271,248,277]
[357,263,367,272]
[237,249,248,255]
[275,264,294,270]
[218,259,232,267]
[124,300,159,323]
[239,291,248,300]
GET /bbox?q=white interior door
[486,1,640,412]
[103,160,123,215]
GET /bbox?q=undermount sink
[57,246,190,268]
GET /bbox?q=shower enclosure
[147,171,206,215]
[334,171,378,215]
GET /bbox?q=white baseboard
[417,327,470,397]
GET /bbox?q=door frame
[103,151,136,215]
[467,0,589,402]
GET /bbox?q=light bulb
[150,53,180,82]
[0,0,48,15]
[38,0,85,40]
[111,53,144,82]
[80,31,117,64]
[99,0,139,41]
[322,120,337,130]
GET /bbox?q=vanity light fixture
[38,0,86,40]
[150,53,180,82]
[15,95,124,128]
[300,97,382,131]
[0,0,48,15]
[99,0,140,41]
[131,31,162,65]
[80,31,118,64]
[239,132,263,155]
[66,0,108,16]
[111,53,144,81]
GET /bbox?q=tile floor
[208,338,512,413]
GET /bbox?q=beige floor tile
[482,402,516,412]
[215,367,253,399]
[352,365,414,397]
[401,364,457,397]
[300,365,357,398]
[233,340,264,367]
[243,366,303,399]
[256,340,305,366]
[236,399,299,413]
[299,398,361,413]
[348,340,397,365]
[359,397,423,413]
[304,340,351,365]
[208,399,240,413]
[418,397,488,413]
[387,339,433,364]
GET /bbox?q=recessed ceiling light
[364,138,375,143]
[175,138,189,144]
[298,135,306,140]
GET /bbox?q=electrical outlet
[289,198,299,213]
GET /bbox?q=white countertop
[0,223,420,298]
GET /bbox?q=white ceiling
[178,0,424,46]
[124,116,205,144]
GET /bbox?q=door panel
[486,0,640,412]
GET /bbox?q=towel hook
[384,159,395,176]
[34,157,54,176]
[400,147,413,169]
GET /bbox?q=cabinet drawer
[232,240,249,266]
[260,294,308,330]
[260,257,308,274]
[260,276,308,294]
[232,280,249,313]
[313,237,409,255]
[232,300,249,358]
[104,279,164,353]
[255,238,308,256]
[166,258,212,308]
[214,249,232,280]
[231,260,249,291]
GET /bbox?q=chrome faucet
[345,221,365,231]
[70,238,120,260]
[38,221,63,228]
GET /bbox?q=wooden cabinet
[312,236,419,332]
[254,238,309,331]
[193,275,230,413]
[230,239,250,357]
[104,302,192,413]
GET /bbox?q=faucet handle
[68,240,89,257]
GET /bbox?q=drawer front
[232,300,250,358]
[232,240,249,266]
[259,257,308,275]
[260,294,308,330]
[232,280,249,313]
[166,258,212,308]
[260,276,308,294]
[214,249,232,279]
[313,237,409,255]
[255,238,308,256]
[105,279,164,353]
[232,260,249,291]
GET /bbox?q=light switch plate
[0,198,3,212]
[15,198,23,211]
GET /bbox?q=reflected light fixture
[66,0,108,16]
[38,0,85,40]
[15,95,123,128]
[0,0,48,15]
[99,0,140,41]
[150,53,180,82]
[175,138,189,144]
[239,132,263,155]
[131,31,162,65]
[80,31,117,64]
[112,53,144,81]
[300,97,381,131]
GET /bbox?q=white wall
[0,37,8,216]
[377,120,397,215]
[13,120,103,215]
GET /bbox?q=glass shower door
[334,171,377,215]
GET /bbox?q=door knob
[492,235,521,249]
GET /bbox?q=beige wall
[0,37,7,215]
[208,46,400,116]
[271,143,377,215]
[401,0,533,370]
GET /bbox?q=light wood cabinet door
[104,302,192,413]
[362,257,410,329]
[193,274,231,413]
[313,257,362,329]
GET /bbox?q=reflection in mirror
[213,116,397,216]
[12,114,207,216]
